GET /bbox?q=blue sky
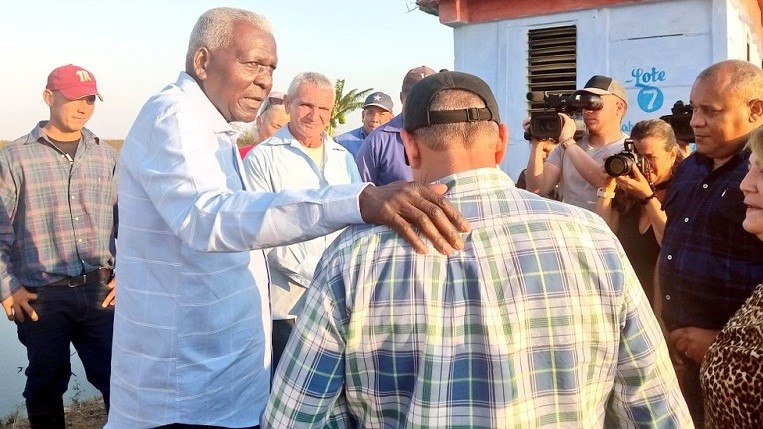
[0,0,454,139]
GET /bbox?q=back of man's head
[401,71,506,182]
[403,71,500,148]
[400,66,437,106]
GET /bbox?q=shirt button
[74,217,79,221]
[665,295,671,301]
[77,239,83,243]
[667,254,673,260]
[684,217,689,222]
[702,184,708,189]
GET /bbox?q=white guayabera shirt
[108,72,367,429]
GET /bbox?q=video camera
[604,138,649,177]
[525,91,603,141]
[660,100,694,143]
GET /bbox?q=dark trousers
[681,359,705,428]
[16,280,114,429]
[272,318,296,373]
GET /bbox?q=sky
[0,0,454,140]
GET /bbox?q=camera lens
[604,155,633,177]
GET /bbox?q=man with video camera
[524,75,628,211]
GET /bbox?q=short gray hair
[185,7,272,74]
[411,89,498,151]
[286,72,335,102]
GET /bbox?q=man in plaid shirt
[0,64,117,428]
[263,71,691,428]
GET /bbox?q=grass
[0,397,107,429]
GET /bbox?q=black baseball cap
[403,71,501,132]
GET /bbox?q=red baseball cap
[46,64,103,101]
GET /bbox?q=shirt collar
[691,145,749,172]
[268,126,346,152]
[433,168,514,198]
[175,72,236,135]
[25,121,100,146]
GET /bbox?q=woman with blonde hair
[700,125,763,428]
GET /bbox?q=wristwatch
[597,187,615,199]
[560,138,575,150]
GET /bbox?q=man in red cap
[0,64,117,427]
[355,66,436,185]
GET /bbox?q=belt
[49,268,113,287]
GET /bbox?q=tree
[329,79,373,136]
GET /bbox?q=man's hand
[1,287,38,322]
[358,182,470,255]
[558,113,578,142]
[669,327,720,364]
[102,275,116,308]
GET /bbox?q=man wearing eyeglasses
[523,75,629,211]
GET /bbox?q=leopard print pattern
[700,284,763,428]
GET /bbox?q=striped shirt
[0,123,117,299]
[263,168,691,428]
[108,72,367,428]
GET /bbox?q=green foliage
[329,79,373,136]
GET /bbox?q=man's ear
[282,94,292,111]
[42,89,53,107]
[192,47,211,81]
[400,129,421,169]
[495,123,509,165]
[749,98,763,122]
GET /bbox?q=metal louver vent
[527,26,577,114]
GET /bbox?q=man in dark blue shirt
[659,59,763,427]
[334,91,394,158]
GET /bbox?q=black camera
[525,91,602,141]
[660,100,694,143]
[604,138,649,177]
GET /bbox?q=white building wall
[452,0,763,180]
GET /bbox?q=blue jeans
[15,279,114,428]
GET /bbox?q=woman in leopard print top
[700,127,763,428]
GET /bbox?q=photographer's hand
[595,174,619,232]
[557,113,606,189]
[616,168,668,244]
[614,167,653,199]
[522,117,542,145]
[557,113,578,143]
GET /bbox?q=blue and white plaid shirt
[263,168,691,428]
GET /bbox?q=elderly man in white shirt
[242,71,362,369]
[108,7,468,429]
